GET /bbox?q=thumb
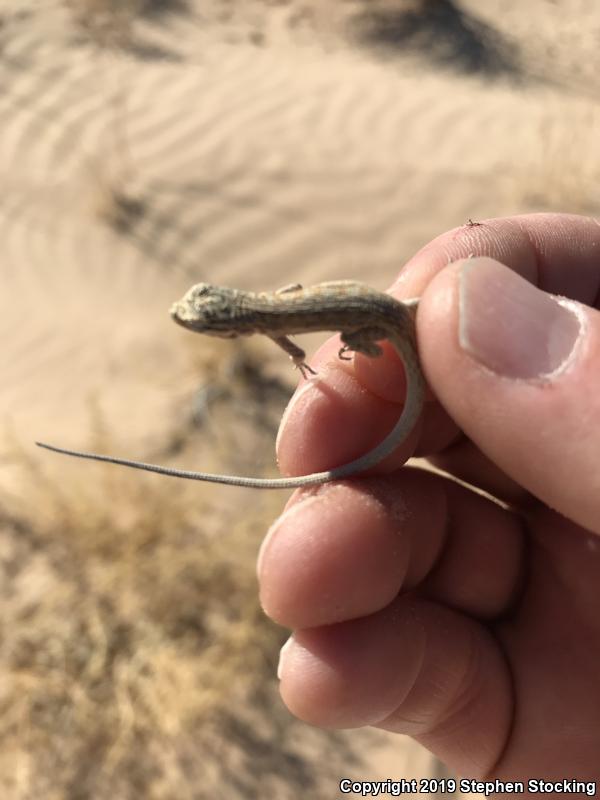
[418,257,600,534]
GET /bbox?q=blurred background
[0,0,599,796]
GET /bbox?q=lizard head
[170,283,242,337]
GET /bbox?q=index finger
[395,212,600,305]
[276,213,600,480]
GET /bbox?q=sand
[3,0,600,455]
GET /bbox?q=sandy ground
[3,0,600,456]
[1,0,599,796]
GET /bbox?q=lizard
[36,280,425,489]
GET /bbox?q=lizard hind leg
[339,328,385,360]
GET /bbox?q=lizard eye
[187,284,228,314]
[189,283,213,301]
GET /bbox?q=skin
[257,213,600,780]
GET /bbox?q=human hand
[258,213,600,779]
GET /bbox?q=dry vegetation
[0,428,357,798]
[0,334,363,796]
[64,0,139,49]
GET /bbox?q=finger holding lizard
[268,212,600,780]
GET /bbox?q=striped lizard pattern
[37,281,425,488]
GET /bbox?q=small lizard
[36,281,425,488]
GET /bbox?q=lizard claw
[296,361,317,379]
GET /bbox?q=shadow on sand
[349,0,521,79]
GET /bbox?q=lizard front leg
[268,335,316,378]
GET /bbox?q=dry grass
[64,0,191,47]
[64,0,139,49]
[0,418,356,797]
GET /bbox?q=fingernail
[277,636,295,680]
[459,258,582,379]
